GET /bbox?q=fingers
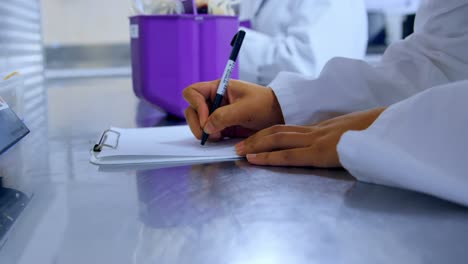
[246,148,314,167]
[246,146,340,168]
[185,107,203,139]
[183,81,217,127]
[246,125,313,143]
[203,103,245,135]
[222,126,256,138]
[183,81,217,101]
[206,131,223,142]
[236,132,313,156]
[235,124,333,167]
[184,80,252,140]
[235,125,317,155]
[184,79,287,142]
[185,107,225,141]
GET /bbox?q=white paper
[91,125,242,165]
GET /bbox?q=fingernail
[204,122,215,134]
[235,141,245,155]
[246,154,257,160]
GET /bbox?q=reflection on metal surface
[128,161,468,264]
[0,187,29,250]
[136,100,168,128]
[136,100,185,128]
[22,150,446,264]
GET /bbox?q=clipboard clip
[93,129,121,152]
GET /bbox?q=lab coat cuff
[268,72,307,125]
[337,131,377,184]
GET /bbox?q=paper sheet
[91,125,242,165]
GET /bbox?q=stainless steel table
[1,77,467,264]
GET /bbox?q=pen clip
[230,32,239,46]
[228,30,246,61]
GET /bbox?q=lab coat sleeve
[240,0,368,85]
[270,0,468,125]
[337,80,468,206]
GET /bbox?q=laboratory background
[1,0,468,264]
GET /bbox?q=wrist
[362,107,387,130]
[269,88,285,125]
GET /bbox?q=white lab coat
[269,0,468,206]
[365,0,420,14]
[238,0,368,85]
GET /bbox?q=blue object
[0,103,29,155]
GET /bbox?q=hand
[183,80,285,141]
[235,107,386,168]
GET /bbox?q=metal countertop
[1,77,467,264]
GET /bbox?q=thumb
[204,103,245,134]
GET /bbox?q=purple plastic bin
[130,15,239,118]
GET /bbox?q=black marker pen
[201,30,246,145]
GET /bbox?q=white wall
[41,0,131,45]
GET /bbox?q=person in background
[183,0,468,206]
[238,0,368,85]
[196,0,368,85]
[195,0,209,13]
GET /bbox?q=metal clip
[93,129,121,152]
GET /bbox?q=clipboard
[90,125,242,166]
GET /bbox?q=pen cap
[229,30,246,61]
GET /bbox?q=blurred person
[237,0,368,85]
[196,0,368,85]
